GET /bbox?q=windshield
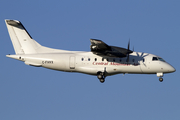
[152,57,166,62]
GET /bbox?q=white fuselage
[7,51,175,77]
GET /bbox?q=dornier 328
[5,20,176,83]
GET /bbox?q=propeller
[136,52,149,66]
[126,40,132,63]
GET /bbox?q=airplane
[5,19,176,83]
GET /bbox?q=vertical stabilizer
[5,20,41,54]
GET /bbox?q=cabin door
[69,56,75,69]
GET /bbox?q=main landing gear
[97,72,106,83]
[97,67,107,83]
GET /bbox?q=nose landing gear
[157,73,163,82]
[159,77,163,82]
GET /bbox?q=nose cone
[169,65,176,73]
[165,63,176,73]
[159,62,176,73]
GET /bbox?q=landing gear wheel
[97,74,103,79]
[159,77,163,82]
[99,79,105,83]
[97,72,106,83]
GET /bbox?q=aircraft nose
[169,65,176,73]
[167,64,176,73]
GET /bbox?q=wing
[90,39,133,58]
[90,39,111,51]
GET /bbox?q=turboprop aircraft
[5,20,176,83]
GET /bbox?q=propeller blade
[127,54,129,63]
[128,39,130,51]
[126,40,130,63]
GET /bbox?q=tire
[97,74,103,79]
[159,78,163,82]
[100,79,105,83]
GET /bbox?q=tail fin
[5,20,41,54]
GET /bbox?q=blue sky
[0,0,179,120]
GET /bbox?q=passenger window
[113,59,115,62]
[106,58,109,61]
[88,58,90,61]
[102,58,104,61]
[95,58,97,61]
[82,58,84,61]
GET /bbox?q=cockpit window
[158,57,165,62]
[152,57,165,62]
[152,57,158,61]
